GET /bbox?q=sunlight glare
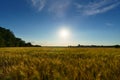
[59,28,70,39]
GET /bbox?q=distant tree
[25,42,32,47]
[68,45,72,48]
[34,45,41,47]
[0,36,5,47]
[0,27,16,47]
[91,45,97,47]
[0,26,34,47]
[77,44,81,47]
[114,45,120,48]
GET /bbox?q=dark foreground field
[0,47,120,80]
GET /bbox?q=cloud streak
[76,0,120,15]
[30,0,120,16]
[30,0,72,17]
[48,0,71,17]
[106,23,114,26]
[31,0,46,11]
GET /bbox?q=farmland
[0,47,120,80]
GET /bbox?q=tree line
[0,27,41,47]
[68,44,120,48]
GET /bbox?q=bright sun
[59,28,70,39]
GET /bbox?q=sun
[59,28,70,39]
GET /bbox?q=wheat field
[0,47,120,80]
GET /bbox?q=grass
[0,47,120,80]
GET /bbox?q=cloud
[75,0,120,15]
[74,3,83,9]
[48,0,71,17]
[30,0,120,16]
[106,23,113,26]
[31,0,46,11]
[30,0,72,17]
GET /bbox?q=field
[0,47,120,80]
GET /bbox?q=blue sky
[0,0,120,46]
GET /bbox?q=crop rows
[0,47,120,80]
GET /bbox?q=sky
[0,0,120,46]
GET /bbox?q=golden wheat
[0,47,120,80]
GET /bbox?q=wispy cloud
[31,0,46,11]
[75,0,120,15]
[74,3,83,9]
[106,23,114,26]
[30,0,72,17]
[48,0,71,17]
[30,0,120,16]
